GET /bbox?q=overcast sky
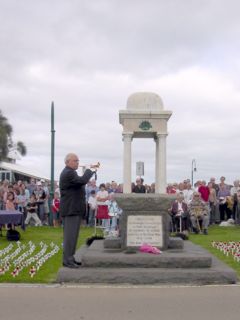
[1,0,240,185]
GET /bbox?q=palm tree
[0,110,13,161]
[0,109,27,161]
[16,141,27,156]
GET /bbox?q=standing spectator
[218,184,232,221]
[15,188,27,213]
[25,194,42,226]
[34,181,46,224]
[27,178,37,196]
[132,177,146,193]
[5,191,16,229]
[166,183,177,194]
[150,183,155,193]
[52,192,60,227]
[88,190,97,227]
[105,182,111,193]
[208,182,217,224]
[209,177,219,195]
[3,185,16,207]
[55,182,60,195]
[183,183,194,204]
[176,182,185,193]
[41,180,50,225]
[5,192,16,210]
[108,192,122,234]
[85,179,99,225]
[198,180,210,203]
[194,181,201,191]
[96,183,110,231]
[0,188,4,210]
[230,180,240,221]
[183,180,188,190]
[2,179,9,193]
[109,181,121,193]
[219,176,228,189]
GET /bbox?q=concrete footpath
[0,284,240,320]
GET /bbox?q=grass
[189,225,240,278]
[0,226,95,283]
[1,225,240,283]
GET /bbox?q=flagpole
[50,101,55,225]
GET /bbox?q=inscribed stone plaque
[127,215,163,247]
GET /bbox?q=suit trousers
[62,215,81,264]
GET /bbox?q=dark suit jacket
[132,185,146,193]
[59,167,94,217]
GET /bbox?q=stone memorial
[119,92,172,193]
[115,193,173,250]
[57,92,237,285]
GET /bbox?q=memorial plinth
[115,193,175,250]
[57,194,237,285]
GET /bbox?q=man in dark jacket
[60,153,97,268]
[132,177,146,193]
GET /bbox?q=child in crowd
[25,194,42,226]
[108,193,122,236]
[16,188,27,213]
[5,191,16,229]
[5,191,16,211]
[88,190,97,227]
[52,192,60,227]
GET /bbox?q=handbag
[6,229,21,241]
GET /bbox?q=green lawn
[0,226,95,283]
[1,225,240,283]
[189,225,240,278]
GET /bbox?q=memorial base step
[57,240,237,285]
[81,240,211,268]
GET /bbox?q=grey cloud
[1,0,240,184]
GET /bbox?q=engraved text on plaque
[127,215,163,247]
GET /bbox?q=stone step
[57,265,237,285]
[81,240,212,268]
[57,240,237,285]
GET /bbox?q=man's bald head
[65,153,79,170]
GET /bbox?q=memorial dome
[126,92,164,111]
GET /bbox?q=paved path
[0,284,240,320]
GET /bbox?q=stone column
[122,133,133,193]
[155,133,168,193]
[155,136,159,192]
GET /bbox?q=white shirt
[96,190,109,205]
[183,189,194,204]
[88,196,97,209]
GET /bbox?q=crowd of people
[0,175,240,235]
[167,176,240,235]
[0,178,52,227]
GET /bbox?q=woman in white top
[96,184,110,231]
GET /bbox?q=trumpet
[79,162,100,169]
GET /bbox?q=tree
[0,109,27,161]
[16,141,27,156]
